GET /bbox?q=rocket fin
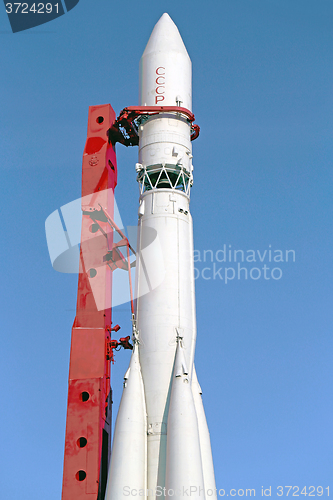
[192,366,217,499]
[105,345,147,499]
[165,341,205,499]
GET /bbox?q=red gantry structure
[61,104,134,500]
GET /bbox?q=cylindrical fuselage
[136,187,196,493]
[135,15,196,493]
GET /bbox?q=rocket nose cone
[142,12,190,58]
[139,13,192,109]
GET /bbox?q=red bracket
[106,334,133,364]
[109,105,200,146]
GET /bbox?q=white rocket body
[106,13,216,499]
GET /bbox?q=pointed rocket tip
[142,12,189,58]
[159,12,173,23]
[153,12,179,34]
[155,13,180,32]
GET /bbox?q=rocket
[106,13,217,499]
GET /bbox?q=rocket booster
[106,13,216,499]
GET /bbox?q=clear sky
[1,1,332,498]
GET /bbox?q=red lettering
[156,68,165,103]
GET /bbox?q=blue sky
[1,1,332,498]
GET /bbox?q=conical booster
[165,339,205,499]
[105,345,147,499]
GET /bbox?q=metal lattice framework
[137,163,193,196]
